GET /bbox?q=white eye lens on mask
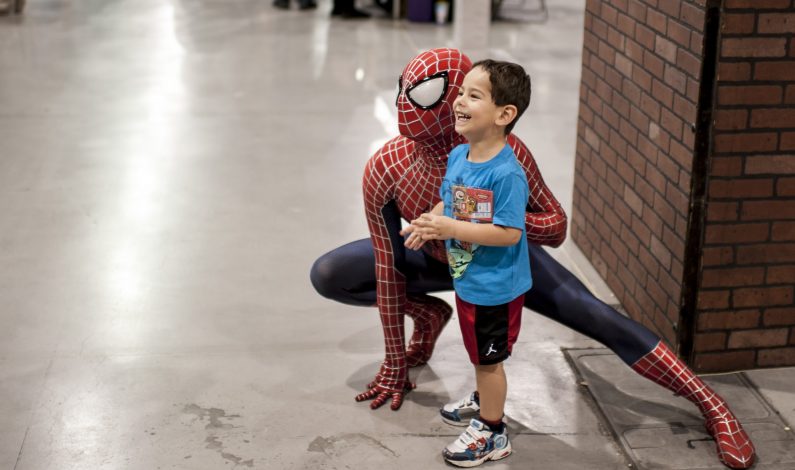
[406,72,449,110]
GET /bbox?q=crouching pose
[310,48,755,469]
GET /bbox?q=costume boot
[632,342,755,469]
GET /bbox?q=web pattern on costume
[632,342,755,469]
[358,49,568,408]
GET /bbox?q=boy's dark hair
[472,59,532,135]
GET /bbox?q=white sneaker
[440,391,480,426]
[442,418,512,467]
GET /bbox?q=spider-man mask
[396,48,472,143]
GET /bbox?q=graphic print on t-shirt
[448,184,494,279]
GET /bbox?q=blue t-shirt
[441,143,532,306]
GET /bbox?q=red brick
[647,8,667,34]
[655,36,678,63]
[707,201,739,222]
[714,133,778,154]
[767,265,795,284]
[679,2,703,30]
[714,109,748,131]
[631,214,652,244]
[628,0,646,21]
[758,347,795,367]
[782,132,795,150]
[635,23,655,49]
[650,234,672,268]
[722,38,787,58]
[741,201,795,220]
[652,79,675,108]
[664,64,687,92]
[636,175,656,206]
[698,309,760,331]
[694,350,755,373]
[758,13,795,34]
[772,221,795,241]
[718,85,783,106]
[751,109,795,129]
[711,157,743,177]
[691,32,703,57]
[676,48,700,79]
[698,290,731,309]
[667,20,691,48]
[737,243,795,264]
[695,332,727,352]
[717,62,751,81]
[722,13,755,34]
[733,286,794,308]
[705,223,770,244]
[728,328,789,349]
[593,15,609,40]
[725,0,791,7]
[661,108,684,138]
[666,181,688,211]
[644,161,666,193]
[746,155,795,175]
[776,177,795,197]
[787,86,795,105]
[755,61,795,81]
[702,246,734,266]
[764,307,795,326]
[601,2,619,25]
[702,266,766,288]
[639,91,661,119]
[709,179,774,198]
[605,67,624,92]
[656,0,679,17]
[617,13,636,38]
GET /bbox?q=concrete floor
[1,1,792,469]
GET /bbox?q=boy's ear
[495,104,518,128]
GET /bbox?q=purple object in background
[407,0,434,22]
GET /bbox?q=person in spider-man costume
[310,48,755,469]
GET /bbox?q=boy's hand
[412,213,455,241]
[400,224,426,250]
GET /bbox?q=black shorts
[455,294,524,365]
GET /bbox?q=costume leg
[633,342,754,468]
[526,244,754,469]
[524,243,659,365]
[311,195,454,365]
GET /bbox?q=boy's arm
[413,215,522,246]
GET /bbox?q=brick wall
[572,0,707,346]
[693,0,795,372]
[572,0,795,372]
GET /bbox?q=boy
[401,59,532,467]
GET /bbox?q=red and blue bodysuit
[310,48,754,469]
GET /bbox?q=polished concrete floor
[1,1,791,469]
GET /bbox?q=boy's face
[452,66,503,140]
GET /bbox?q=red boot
[632,342,756,469]
[405,295,452,367]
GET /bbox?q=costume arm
[508,134,568,247]
[357,144,414,409]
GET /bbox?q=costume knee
[310,239,377,306]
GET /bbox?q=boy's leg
[475,362,506,426]
[441,295,520,467]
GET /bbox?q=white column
[453,0,491,53]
